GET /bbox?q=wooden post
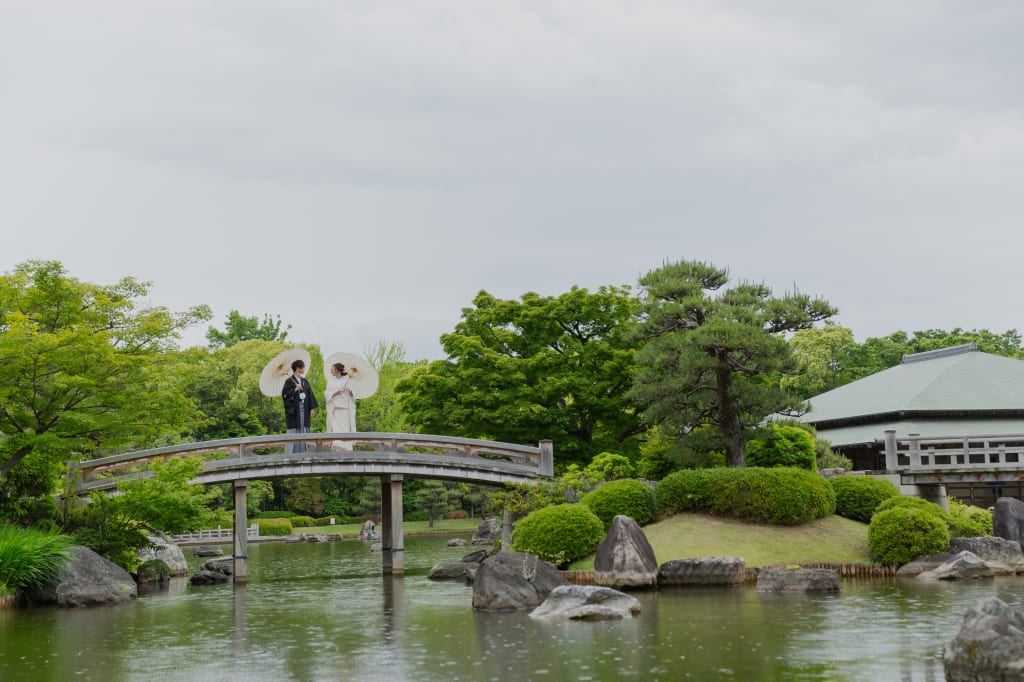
[539,440,554,477]
[380,475,393,573]
[501,509,512,551]
[233,479,248,584]
[884,430,897,471]
[381,474,404,576]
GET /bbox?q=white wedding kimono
[325,375,356,450]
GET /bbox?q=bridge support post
[918,484,949,512]
[884,430,897,471]
[233,479,248,584]
[381,474,404,576]
[539,440,554,477]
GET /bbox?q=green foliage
[946,498,993,537]
[114,457,218,534]
[357,340,419,433]
[68,493,152,571]
[655,467,835,525]
[874,495,949,523]
[257,510,298,519]
[868,507,950,566]
[489,478,571,517]
[580,479,656,529]
[511,504,605,566]
[745,425,817,471]
[0,525,73,594]
[583,453,636,483]
[206,310,289,349]
[397,286,645,466]
[829,476,899,523]
[783,323,856,399]
[630,259,835,467]
[290,515,317,528]
[414,480,455,528]
[0,260,211,515]
[258,518,293,536]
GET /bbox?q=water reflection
[2,537,1023,681]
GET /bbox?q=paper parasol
[324,352,379,399]
[259,348,311,397]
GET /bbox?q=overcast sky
[3,1,1022,360]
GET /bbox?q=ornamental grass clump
[655,467,835,525]
[868,507,950,566]
[0,525,73,595]
[511,504,604,567]
[581,479,656,530]
[830,475,900,523]
[257,518,293,536]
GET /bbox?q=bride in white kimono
[325,362,356,450]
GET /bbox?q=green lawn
[571,512,872,569]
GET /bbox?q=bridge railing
[882,431,1024,470]
[67,433,554,494]
[168,524,259,543]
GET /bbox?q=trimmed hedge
[290,516,317,528]
[258,511,297,519]
[947,498,993,537]
[830,476,900,523]
[656,467,835,525]
[581,479,656,530]
[745,426,817,471]
[874,495,948,522]
[511,504,604,567]
[868,507,950,566]
[257,518,293,536]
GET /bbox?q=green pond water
[1,535,1020,681]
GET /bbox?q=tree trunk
[715,360,746,468]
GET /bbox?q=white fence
[884,431,1024,470]
[169,524,259,543]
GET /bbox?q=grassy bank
[571,512,872,569]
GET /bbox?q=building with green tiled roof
[802,343,1024,471]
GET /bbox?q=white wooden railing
[883,431,1024,470]
[168,524,259,543]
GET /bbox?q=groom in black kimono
[282,359,318,453]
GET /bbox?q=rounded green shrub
[257,511,297,519]
[868,507,950,566]
[655,467,835,525]
[830,476,900,523]
[581,479,656,529]
[511,504,604,567]
[257,518,293,536]
[946,498,993,537]
[583,452,636,482]
[290,515,316,528]
[874,495,949,523]
[745,426,817,471]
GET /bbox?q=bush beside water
[581,479,656,529]
[831,476,900,523]
[656,467,835,525]
[257,518,293,536]
[868,507,950,566]
[511,504,604,567]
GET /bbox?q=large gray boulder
[472,552,569,611]
[25,546,137,607]
[530,585,641,621]
[137,536,188,576]
[189,556,234,586]
[918,551,994,581]
[427,562,478,583]
[896,551,958,578]
[755,567,841,593]
[658,557,746,586]
[194,546,224,558]
[950,536,1024,575]
[594,516,658,590]
[471,518,502,546]
[944,596,1024,681]
[993,497,1024,545]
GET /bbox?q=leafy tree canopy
[0,260,210,512]
[629,260,835,467]
[206,310,290,349]
[397,286,644,466]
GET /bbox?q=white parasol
[324,352,379,399]
[259,348,312,397]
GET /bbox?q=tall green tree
[0,260,210,517]
[206,310,290,349]
[357,340,419,433]
[397,286,644,466]
[782,322,856,399]
[629,260,835,467]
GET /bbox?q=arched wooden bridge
[67,433,554,582]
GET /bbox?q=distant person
[282,359,317,453]
[325,362,356,450]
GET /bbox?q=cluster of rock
[189,556,234,585]
[471,518,501,546]
[897,537,1024,580]
[286,533,344,543]
[944,596,1024,681]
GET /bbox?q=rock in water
[472,552,568,611]
[755,567,840,593]
[137,535,188,576]
[471,518,501,546]
[949,536,1024,575]
[530,585,641,621]
[918,551,994,581]
[594,516,658,589]
[24,546,137,607]
[944,596,1024,682]
[658,557,746,586]
[447,538,468,547]
[427,562,478,582]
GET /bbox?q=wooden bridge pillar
[233,479,248,584]
[381,474,404,576]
